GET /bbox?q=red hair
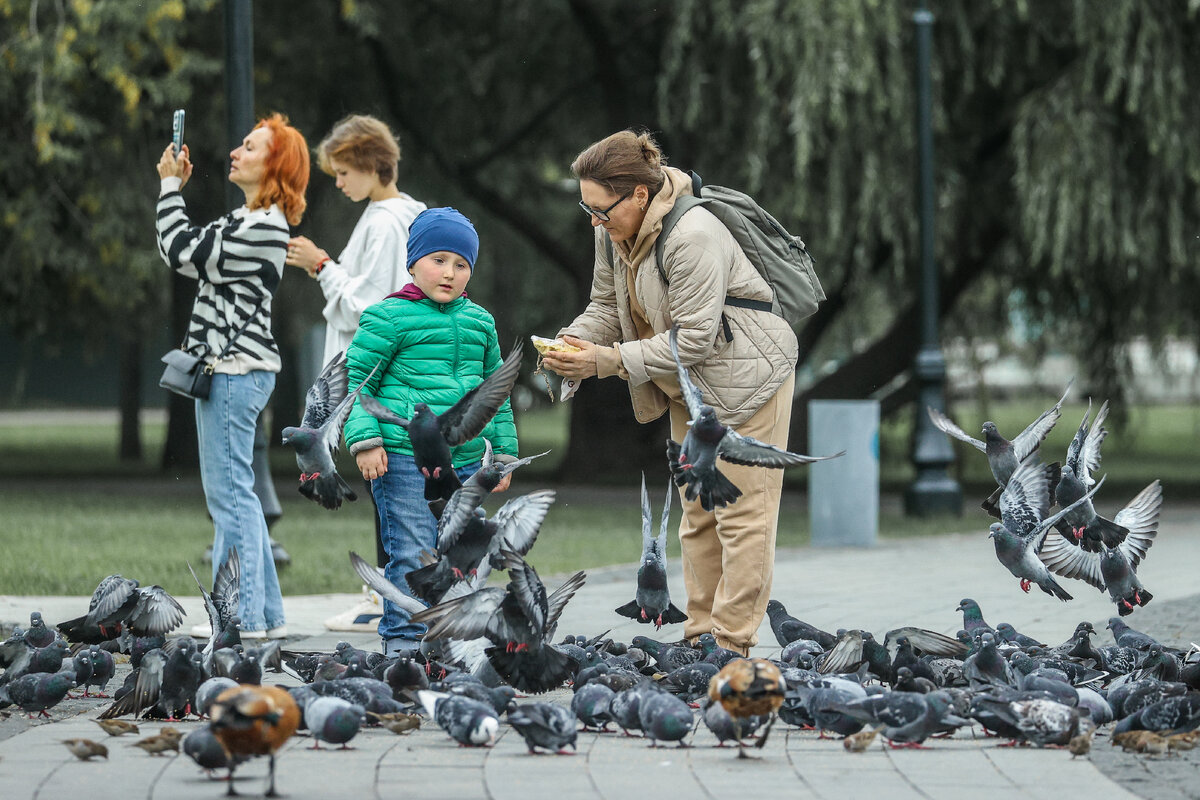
[250,113,310,226]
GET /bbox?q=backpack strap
[655,172,772,342]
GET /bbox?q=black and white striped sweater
[156,179,288,374]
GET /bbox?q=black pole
[223,0,286,557]
[904,1,962,516]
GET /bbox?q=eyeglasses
[578,190,633,222]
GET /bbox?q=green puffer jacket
[343,295,518,464]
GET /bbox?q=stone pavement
[1,502,1197,799]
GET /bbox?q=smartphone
[172,109,186,156]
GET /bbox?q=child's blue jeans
[371,453,477,645]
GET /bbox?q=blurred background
[1,1,1199,593]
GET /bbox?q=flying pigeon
[988,454,1107,600]
[187,547,240,664]
[1039,480,1162,614]
[427,437,549,518]
[664,325,843,511]
[1054,400,1128,550]
[359,340,524,502]
[507,701,578,754]
[281,353,380,510]
[58,576,185,642]
[417,689,500,746]
[615,474,687,629]
[926,378,1071,516]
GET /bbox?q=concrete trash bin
[809,400,880,547]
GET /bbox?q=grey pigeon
[183,724,241,774]
[1106,618,1159,651]
[630,636,699,672]
[427,436,549,518]
[956,598,994,637]
[1054,400,1128,551]
[359,340,524,502]
[281,352,379,510]
[827,689,969,748]
[507,701,578,753]
[418,689,500,746]
[571,682,615,730]
[765,600,837,649]
[64,576,185,640]
[610,682,660,735]
[972,696,1086,746]
[988,455,1107,600]
[24,612,56,648]
[1039,480,1162,615]
[994,623,1045,649]
[304,696,365,749]
[1113,693,1200,734]
[85,645,115,697]
[700,696,765,746]
[638,690,694,747]
[615,474,687,629]
[665,324,842,511]
[0,639,70,686]
[187,546,241,663]
[0,670,75,717]
[195,677,238,718]
[926,379,1071,516]
[962,632,1016,689]
[98,638,203,720]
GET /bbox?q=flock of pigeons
[928,382,1164,614]
[1,339,1196,793]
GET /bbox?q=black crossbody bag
[159,305,260,400]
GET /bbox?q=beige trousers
[670,374,794,655]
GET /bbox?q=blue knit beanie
[405,207,480,270]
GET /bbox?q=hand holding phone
[172,109,186,156]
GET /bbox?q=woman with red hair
[155,113,310,639]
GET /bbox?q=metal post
[225,0,287,561]
[904,1,962,516]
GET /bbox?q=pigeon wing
[317,360,381,459]
[717,430,845,467]
[926,406,987,453]
[884,627,968,659]
[544,571,587,638]
[505,558,549,636]
[131,649,168,716]
[999,457,1052,538]
[668,324,705,422]
[84,576,138,626]
[493,489,556,556]
[438,341,523,446]
[127,586,185,636]
[436,483,489,552]
[211,547,241,629]
[300,351,349,430]
[819,630,866,674]
[411,588,506,642]
[1037,532,1105,590]
[359,393,411,429]
[1011,378,1073,461]
[1113,480,1162,566]
[348,552,426,615]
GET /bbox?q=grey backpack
[654,171,824,336]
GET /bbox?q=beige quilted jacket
[559,166,798,427]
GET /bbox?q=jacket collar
[615,166,694,268]
[386,282,468,302]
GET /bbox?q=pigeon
[0,670,75,717]
[408,485,556,603]
[99,637,203,720]
[188,546,241,663]
[571,682,616,730]
[304,696,365,749]
[818,630,891,679]
[994,623,1045,649]
[765,600,837,649]
[59,576,185,642]
[195,677,239,718]
[988,454,1107,600]
[655,661,720,703]
[1106,618,1159,652]
[209,685,301,796]
[700,696,765,747]
[962,633,1016,689]
[631,636,700,672]
[418,689,500,746]
[829,690,970,748]
[61,738,108,761]
[664,324,843,511]
[23,612,56,648]
[507,701,578,754]
[183,724,241,774]
[638,690,695,747]
[926,378,1071,516]
[412,551,586,693]
[281,352,380,510]
[1039,480,1162,614]
[359,340,524,502]
[956,598,994,637]
[971,696,1086,747]
[0,639,70,686]
[1113,693,1200,735]
[1054,400,1128,551]
[427,437,550,518]
[615,474,687,629]
[708,658,787,757]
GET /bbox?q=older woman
[155,113,310,639]
[542,130,797,656]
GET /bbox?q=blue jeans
[371,453,477,643]
[196,371,285,632]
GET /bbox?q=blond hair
[316,114,401,186]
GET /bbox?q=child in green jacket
[343,207,518,656]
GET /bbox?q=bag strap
[183,298,263,364]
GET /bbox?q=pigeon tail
[298,473,357,510]
[685,470,743,512]
[1039,576,1073,602]
[485,644,573,694]
[1080,516,1129,553]
[405,561,455,605]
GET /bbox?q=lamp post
[225,0,287,560]
[904,1,962,516]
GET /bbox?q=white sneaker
[240,629,268,640]
[190,623,213,638]
[324,584,383,633]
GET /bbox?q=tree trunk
[118,336,142,461]
[555,377,670,484]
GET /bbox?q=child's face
[409,251,471,303]
[328,157,383,203]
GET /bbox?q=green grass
[0,399,1192,595]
